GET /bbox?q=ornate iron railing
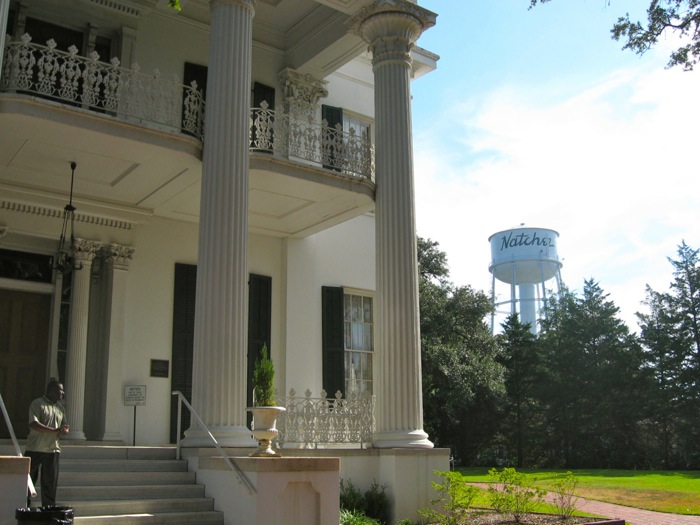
[1,35,375,180]
[250,103,375,181]
[1,34,205,138]
[277,389,375,449]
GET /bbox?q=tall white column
[99,243,134,442]
[64,238,101,441]
[182,0,257,447]
[352,0,436,448]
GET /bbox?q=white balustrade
[250,102,375,181]
[1,35,375,180]
[1,34,205,138]
[277,389,375,449]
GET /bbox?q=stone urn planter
[247,406,286,457]
[247,344,285,457]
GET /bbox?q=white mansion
[0,0,448,522]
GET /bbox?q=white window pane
[344,321,351,350]
[351,324,362,350]
[352,295,362,322]
[363,297,372,323]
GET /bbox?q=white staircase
[53,446,223,524]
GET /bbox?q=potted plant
[247,344,286,457]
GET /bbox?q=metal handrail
[0,392,37,497]
[171,391,256,495]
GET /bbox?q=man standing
[25,380,69,508]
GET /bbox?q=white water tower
[488,226,563,334]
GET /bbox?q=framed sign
[124,385,147,406]
[150,359,170,378]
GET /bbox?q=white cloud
[414,63,700,331]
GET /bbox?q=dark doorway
[0,290,51,439]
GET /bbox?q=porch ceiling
[42,0,374,79]
[0,96,375,238]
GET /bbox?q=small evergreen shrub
[340,479,366,514]
[487,467,546,523]
[252,344,275,406]
[364,481,390,525]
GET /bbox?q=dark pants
[25,451,60,508]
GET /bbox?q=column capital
[279,68,328,118]
[210,0,255,13]
[72,238,102,266]
[103,243,135,271]
[350,0,436,65]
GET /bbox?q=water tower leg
[518,283,537,333]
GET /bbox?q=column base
[181,425,257,448]
[63,431,86,441]
[372,429,433,449]
[98,432,124,442]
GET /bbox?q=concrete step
[61,459,188,472]
[65,497,216,516]
[19,445,225,525]
[57,483,206,501]
[72,510,224,524]
[59,470,195,486]
[59,446,177,460]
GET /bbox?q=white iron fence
[278,389,375,449]
[1,34,205,138]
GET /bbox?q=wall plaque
[150,359,169,378]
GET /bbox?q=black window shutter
[322,286,345,397]
[170,263,197,443]
[247,274,272,411]
[322,105,343,171]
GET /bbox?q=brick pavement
[468,483,700,525]
[568,496,700,525]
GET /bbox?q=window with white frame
[344,292,373,395]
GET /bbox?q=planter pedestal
[247,406,286,457]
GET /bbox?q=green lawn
[458,467,700,515]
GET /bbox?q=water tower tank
[488,226,563,333]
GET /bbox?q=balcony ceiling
[50,0,375,78]
[0,96,374,238]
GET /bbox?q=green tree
[637,241,700,467]
[496,314,542,468]
[538,281,650,468]
[418,238,503,463]
[530,0,700,70]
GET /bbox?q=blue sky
[410,0,700,330]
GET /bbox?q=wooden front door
[0,290,51,439]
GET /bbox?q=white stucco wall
[283,214,375,397]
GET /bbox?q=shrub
[550,471,580,520]
[340,508,380,525]
[487,467,546,523]
[419,470,480,525]
[252,344,275,406]
[340,479,366,514]
[364,481,391,525]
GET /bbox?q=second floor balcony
[0,34,376,237]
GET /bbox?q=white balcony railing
[1,34,374,181]
[251,103,374,181]
[1,34,205,138]
[278,389,375,449]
